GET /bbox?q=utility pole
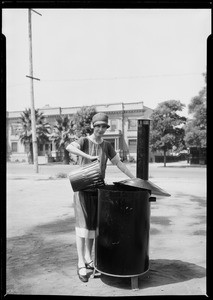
[27,8,41,173]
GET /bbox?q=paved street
[6,161,206,296]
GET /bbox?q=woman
[66,112,135,282]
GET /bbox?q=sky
[2,8,211,116]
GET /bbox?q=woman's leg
[85,237,94,264]
[76,235,87,275]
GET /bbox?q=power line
[7,72,203,87]
[41,72,202,83]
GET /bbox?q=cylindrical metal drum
[68,160,105,192]
[95,185,150,277]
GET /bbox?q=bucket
[68,160,105,192]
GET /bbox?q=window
[45,144,49,151]
[128,139,137,152]
[39,144,43,152]
[11,123,22,135]
[11,125,16,136]
[11,142,18,152]
[128,119,137,130]
[110,119,117,131]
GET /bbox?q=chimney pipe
[136,118,151,180]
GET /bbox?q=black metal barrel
[95,185,150,277]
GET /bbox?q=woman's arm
[111,154,135,179]
[66,143,99,162]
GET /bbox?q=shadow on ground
[7,216,77,279]
[100,259,206,290]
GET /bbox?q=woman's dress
[72,136,117,238]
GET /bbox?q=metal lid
[113,178,171,197]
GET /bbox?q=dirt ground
[6,162,206,296]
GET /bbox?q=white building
[7,101,154,163]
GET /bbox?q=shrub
[55,172,67,179]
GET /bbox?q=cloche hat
[92,113,110,128]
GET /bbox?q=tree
[49,115,75,164]
[73,106,97,137]
[184,73,206,148]
[49,107,96,164]
[150,100,186,167]
[19,108,51,164]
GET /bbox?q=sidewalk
[151,161,206,168]
[6,160,206,179]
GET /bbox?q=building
[6,101,154,163]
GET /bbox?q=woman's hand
[66,144,99,162]
[88,155,99,162]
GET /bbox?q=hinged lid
[113,178,171,197]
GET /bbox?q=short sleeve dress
[72,136,117,238]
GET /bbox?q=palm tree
[19,108,51,163]
[49,115,75,164]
